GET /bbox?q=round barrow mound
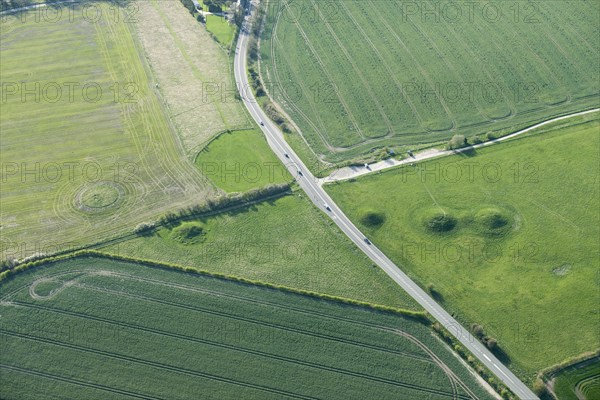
[474,208,512,236]
[422,210,458,233]
[170,222,207,245]
[360,210,386,228]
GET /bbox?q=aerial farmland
[1,1,598,399]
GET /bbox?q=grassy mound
[170,222,207,245]
[422,210,457,233]
[360,210,386,228]
[474,208,512,236]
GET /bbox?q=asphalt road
[234,8,539,400]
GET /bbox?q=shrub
[532,379,548,396]
[469,135,483,145]
[265,103,284,124]
[134,222,156,235]
[471,323,485,338]
[170,223,207,245]
[447,134,467,150]
[486,132,497,141]
[485,337,498,350]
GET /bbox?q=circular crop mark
[75,182,125,213]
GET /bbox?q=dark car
[364,238,371,244]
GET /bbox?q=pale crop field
[0,2,216,260]
[135,0,250,157]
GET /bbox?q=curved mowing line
[1,329,469,399]
[0,364,166,400]
[576,373,600,398]
[1,330,319,400]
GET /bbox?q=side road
[321,108,599,184]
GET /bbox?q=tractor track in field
[2,266,481,398]
[66,283,439,363]
[6,301,472,399]
[5,268,433,361]
[79,266,480,396]
[336,0,437,132]
[0,363,166,400]
[10,270,474,398]
[305,0,394,136]
[0,330,319,400]
[278,0,364,139]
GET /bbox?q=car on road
[259,121,264,126]
[297,170,303,177]
[284,153,289,158]
[324,204,331,211]
[364,238,371,244]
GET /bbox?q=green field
[551,360,600,400]
[0,2,217,260]
[325,119,600,380]
[196,129,292,192]
[259,0,600,163]
[102,194,420,310]
[0,256,496,400]
[206,14,236,46]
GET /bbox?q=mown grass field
[0,2,216,260]
[196,129,291,192]
[259,0,599,163]
[102,194,420,310]
[325,119,600,381]
[551,360,600,400]
[206,14,236,46]
[0,256,496,400]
